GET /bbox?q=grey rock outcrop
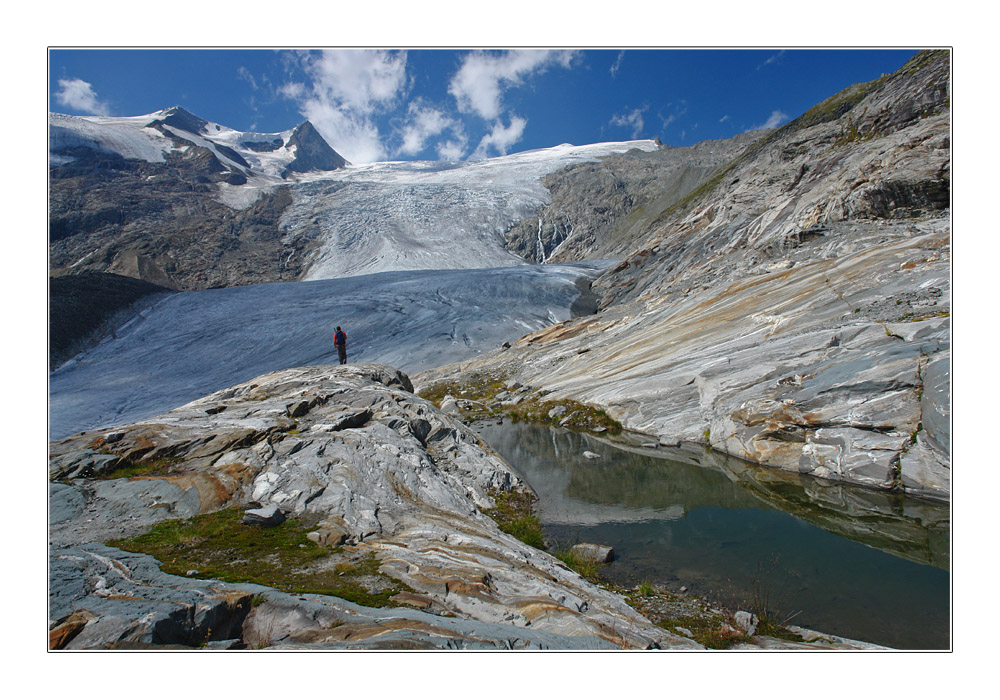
[49,363,697,650]
[242,505,285,527]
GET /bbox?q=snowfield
[49,262,611,439]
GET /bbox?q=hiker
[334,326,348,365]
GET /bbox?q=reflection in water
[476,421,950,650]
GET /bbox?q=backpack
[335,330,346,345]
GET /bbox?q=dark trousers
[336,345,347,364]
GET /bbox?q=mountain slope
[49,110,657,288]
[49,107,346,290]
[415,50,952,500]
[502,130,767,263]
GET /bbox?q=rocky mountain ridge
[49,109,661,289]
[415,50,951,500]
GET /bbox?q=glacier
[285,141,660,279]
[49,262,610,439]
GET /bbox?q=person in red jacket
[334,326,347,365]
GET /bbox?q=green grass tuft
[484,488,547,550]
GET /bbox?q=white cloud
[757,109,789,130]
[610,107,646,139]
[449,49,578,121]
[757,50,786,71]
[281,50,408,164]
[470,116,527,160]
[397,100,465,157]
[279,82,306,101]
[719,114,731,123]
[54,78,110,115]
[610,51,625,78]
[237,66,259,91]
[437,139,467,161]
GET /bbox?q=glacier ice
[49,262,610,439]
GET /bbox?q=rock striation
[416,51,951,500]
[49,364,700,650]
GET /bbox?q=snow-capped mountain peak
[49,106,347,180]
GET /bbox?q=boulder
[570,543,614,563]
[440,395,460,416]
[243,506,285,527]
[49,448,124,480]
[582,451,601,460]
[307,525,349,547]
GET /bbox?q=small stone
[582,451,601,460]
[548,405,567,419]
[734,611,758,636]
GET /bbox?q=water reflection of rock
[477,422,949,570]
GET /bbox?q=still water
[475,421,950,650]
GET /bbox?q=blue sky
[49,48,918,164]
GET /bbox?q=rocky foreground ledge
[49,364,877,650]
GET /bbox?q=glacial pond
[475,421,950,650]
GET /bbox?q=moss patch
[108,507,414,608]
[419,371,622,435]
[97,456,183,480]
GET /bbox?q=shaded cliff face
[416,51,952,500]
[48,272,172,370]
